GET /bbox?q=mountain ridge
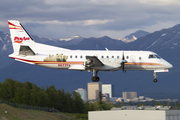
[0,26,179,98]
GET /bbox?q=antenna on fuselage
[105,48,109,51]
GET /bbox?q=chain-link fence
[0,99,76,120]
[0,99,58,112]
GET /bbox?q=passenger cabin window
[107,56,109,58]
[70,55,72,58]
[80,55,83,58]
[101,56,104,58]
[139,57,141,60]
[112,56,114,58]
[75,55,77,58]
[126,56,129,59]
[117,56,119,58]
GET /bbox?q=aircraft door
[130,55,136,62]
[130,55,136,67]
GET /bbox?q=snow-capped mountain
[126,24,180,51]
[31,35,84,47]
[116,35,137,43]
[125,30,150,39]
[58,35,84,45]
[115,30,149,43]
[59,35,82,41]
[0,32,12,53]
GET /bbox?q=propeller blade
[122,51,125,72]
[122,51,125,60]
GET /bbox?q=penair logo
[14,37,30,43]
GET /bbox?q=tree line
[0,78,113,113]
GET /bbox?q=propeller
[121,51,127,73]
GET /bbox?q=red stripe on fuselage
[9,57,84,65]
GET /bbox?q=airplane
[8,20,173,83]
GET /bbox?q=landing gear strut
[153,72,158,83]
[91,69,100,82]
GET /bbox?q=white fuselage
[9,46,173,72]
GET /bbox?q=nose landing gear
[153,72,158,83]
[153,78,158,83]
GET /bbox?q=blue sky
[1,0,180,38]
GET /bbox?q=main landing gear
[153,72,158,83]
[91,69,100,82]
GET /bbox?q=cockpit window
[149,54,161,59]
[149,54,156,59]
[155,54,161,59]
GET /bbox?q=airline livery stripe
[8,22,21,27]
[9,26,23,30]
[8,22,23,30]
[10,57,84,65]
[35,62,84,64]
[9,27,23,30]
[10,57,163,66]
[125,62,163,66]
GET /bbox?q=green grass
[0,103,73,120]
[65,113,88,120]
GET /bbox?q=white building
[75,88,87,101]
[89,110,180,120]
[102,84,112,98]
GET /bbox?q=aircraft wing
[85,56,104,68]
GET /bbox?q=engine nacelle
[100,58,122,68]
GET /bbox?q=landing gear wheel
[92,77,96,82]
[153,79,158,83]
[91,69,100,82]
[96,77,100,82]
[91,77,100,82]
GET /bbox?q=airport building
[75,88,87,101]
[89,109,180,120]
[88,82,102,100]
[122,92,137,100]
[102,84,112,98]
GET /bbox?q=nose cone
[165,61,173,69]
